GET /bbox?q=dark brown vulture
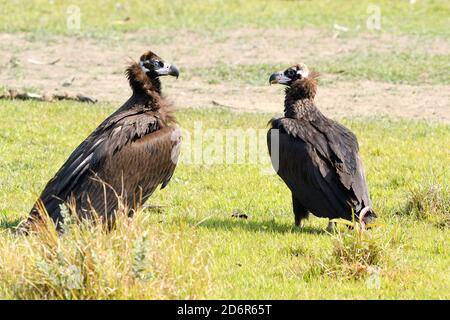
[267,63,375,230]
[22,51,181,231]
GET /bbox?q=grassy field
[0,101,448,299]
[0,0,449,300]
[187,51,450,85]
[1,0,449,36]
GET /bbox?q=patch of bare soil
[172,80,449,123]
[0,30,449,122]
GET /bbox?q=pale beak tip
[269,73,278,85]
[168,64,180,78]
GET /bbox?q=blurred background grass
[0,0,449,36]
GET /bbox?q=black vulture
[267,63,376,230]
[22,51,181,231]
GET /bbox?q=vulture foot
[295,218,306,228]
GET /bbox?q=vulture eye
[286,69,296,77]
[156,60,164,68]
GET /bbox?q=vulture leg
[292,194,309,228]
[326,220,337,233]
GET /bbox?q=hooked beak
[269,71,291,85]
[155,63,180,78]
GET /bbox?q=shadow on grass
[191,217,327,235]
[0,214,23,231]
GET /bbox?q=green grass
[0,101,449,299]
[0,0,448,300]
[0,0,449,36]
[188,52,450,85]
[319,52,450,85]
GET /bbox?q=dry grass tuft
[305,211,389,281]
[404,182,449,228]
[0,203,212,299]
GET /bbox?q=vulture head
[139,51,179,79]
[269,63,310,86]
[269,63,318,100]
[127,50,180,95]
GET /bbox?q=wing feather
[36,107,161,214]
[269,116,371,217]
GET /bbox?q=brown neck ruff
[126,62,161,99]
[124,62,176,125]
[284,71,319,119]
